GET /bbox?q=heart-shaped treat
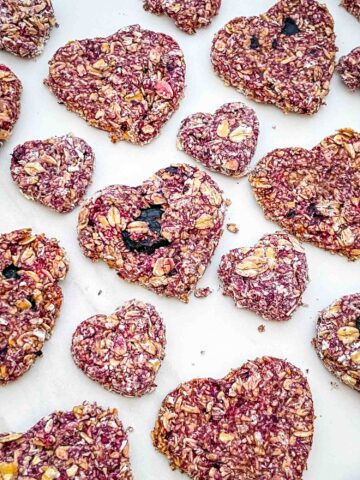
[313,293,360,392]
[78,164,226,302]
[0,65,22,147]
[177,102,259,178]
[0,402,133,479]
[72,300,166,397]
[143,0,221,34]
[0,0,56,58]
[45,24,186,145]
[249,129,360,260]
[211,0,336,115]
[337,47,360,92]
[341,0,360,21]
[0,229,68,384]
[11,134,95,213]
[218,232,308,321]
[153,356,314,479]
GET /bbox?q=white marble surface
[0,1,359,478]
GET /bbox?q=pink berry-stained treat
[211,0,337,115]
[341,0,360,21]
[0,65,22,147]
[153,356,314,479]
[45,25,186,145]
[177,102,259,177]
[218,232,309,322]
[337,47,360,91]
[11,134,95,213]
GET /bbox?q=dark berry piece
[281,17,300,36]
[164,166,179,174]
[121,231,169,255]
[27,296,37,311]
[286,209,296,219]
[250,35,260,49]
[307,203,323,218]
[35,350,43,357]
[2,264,21,280]
[272,39,278,49]
[356,317,360,332]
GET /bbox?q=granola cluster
[0,0,56,58]
[313,293,360,392]
[0,229,68,384]
[0,402,132,479]
[45,24,186,145]
[11,134,95,213]
[341,0,360,21]
[71,300,166,397]
[337,47,360,91]
[0,65,22,147]
[78,164,226,302]
[177,102,259,178]
[211,0,337,115]
[249,129,360,260]
[153,356,314,479]
[218,232,309,322]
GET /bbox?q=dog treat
[313,293,360,392]
[249,129,360,260]
[341,0,360,21]
[177,102,259,177]
[143,0,221,34]
[153,356,314,479]
[218,232,309,322]
[45,24,186,145]
[0,229,68,384]
[337,47,360,91]
[11,134,95,213]
[78,164,226,302]
[0,0,56,58]
[0,402,133,479]
[0,65,22,147]
[211,0,336,115]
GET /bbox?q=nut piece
[337,326,359,345]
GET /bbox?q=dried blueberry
[2,264,21,280]
[164,166,179,174]
[272,39,278,49]
[27,296,37,311]
[35,350,43,357]
[356,317,360,331]
[307,203,323,218]
[281,17,300,36]
[250,35,260,49]
[286,209,296,219]
[0,347,8,356]
[137,206,164,234]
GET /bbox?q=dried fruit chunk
[211,0,337,115]
[337,47,360,91]
[153,356,314,479]
[249,130,360,260]
[0,402,132,479]
[0,65,22,147]
[341,0,360,21]
[313,293,360,392]
[177,102,259,177]
[71,300,166,397]
[218,231,308,321]
[45,24,186,145]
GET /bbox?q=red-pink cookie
[0,65,22,147]
[337,47,360,91]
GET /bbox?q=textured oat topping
[78,164,226,302]
[0,65,22,147]
[0,402,132,479]
[143,0,221,34]
[0,0,56,58]
[218,232,309,322]
[71,300,166,397]
[45,24,186,145]
[0,229,68,384]
[313,293,360,392]
[337,47,360,91]
[211,0,337,115]
[177,103,259,178]
[153,356,314,479]
[341,0,360,21]
[11,134,95,213]
[249,129,360,260]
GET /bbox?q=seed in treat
[2,264,21,280]
[281,17,300,36]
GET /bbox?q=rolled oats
[341,0,360,21]
[337,46,360,91]
[0,65,22,147]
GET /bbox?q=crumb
[226,223,239,234]
[194,287,212,298]
[258,324,265,333]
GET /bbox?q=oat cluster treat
[341,0,360,21]
[71,300,166,397]
[249,129,360,260]
[45,24,186,145]
[0,65,22,147]
[337,47,360,91]
[11,134,95,213]
[211,0,337,115]
[0,229,68,384]
[313,293,360,392]
[0,402,133,479]
[153,356,314,479]
[0,0,56,58]
[177,102,259,177]
[78,164,226,302]
[143,0,221,34]
[218,232,309,322]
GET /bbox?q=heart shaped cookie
[0,229,68,384]
[177,102,259,177]
[337,47,360,91]
[249,129,360,260]
[341,0,360,21]
[45,24,186,145]
[71,300,166,397]
[11,134,95,213]
[313,293,360,392]
[0,402,133,479]
[153,356,314,479]
[78,164,226,302]
[0,65,22,147]
[211,0,336,115]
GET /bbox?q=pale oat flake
[0,65,22,147]
[341,0,360,21]
[337,46,360,91]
